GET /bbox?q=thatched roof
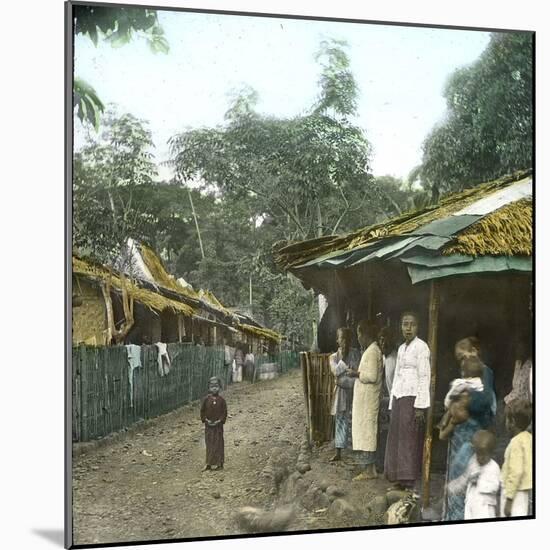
[274,171,532,280]
[237,323,283,343]
[274,170,532,272]
[137,242,200,301]
[198,289,235,319]
[73,256,197,317]
[443,198,531,256]
[74,251,283,343]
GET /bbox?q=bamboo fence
[300,352,335,444]
[72,344,299,443]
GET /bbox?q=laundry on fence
[125,344,142,407]
[156,342,172,377]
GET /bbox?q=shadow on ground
[32,528,65,547]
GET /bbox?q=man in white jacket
[384,311,431,491]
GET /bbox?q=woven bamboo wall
[300,352,335,444]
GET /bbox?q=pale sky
[74,9,491,181]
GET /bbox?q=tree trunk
[188,189,205,259]
[316,200,323,238]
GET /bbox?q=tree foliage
[169,40,377,241]
[73,110,159,262]
[313,39,359,117]
[73,6,169,130]
[416,32,533,199]
[74,5,169,53]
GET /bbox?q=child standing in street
[200,377,228,471]
[447,430,501,519]
[501,400,532,516]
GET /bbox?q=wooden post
[300,353,310,440]
[306,353,314,443]
[422,279,440,509]
[79,346,89,442]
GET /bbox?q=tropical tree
[415,32,533,199]
[73,109,159,262]
[169,39,376,242]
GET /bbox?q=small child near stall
[438,357,484,440]
[501,400,532,517]
[200,377,228,471]
[447,430,501,519]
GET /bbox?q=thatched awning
[73,257,197,317]
[138,242,200,301]
[198,289,236,320]
[237,323,283,343]
[443,198,531,257]
[273,170,532,285]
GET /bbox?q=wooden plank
[72,347,81,442]
[300,353,311,443]
[422,279,440,509]
[80,346,89,442]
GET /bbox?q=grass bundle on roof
[73,256,196,316]
[444,198,532,257]
[237,323,282,343]
[198,289,232,317]
[139,243,199,299]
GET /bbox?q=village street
[72,369,405,546]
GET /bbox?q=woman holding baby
[442,337,496,521]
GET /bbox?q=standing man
[329,327,361,462]
[384,312,431,491]
[347,320,384,479]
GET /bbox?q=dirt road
[73,369,426,546]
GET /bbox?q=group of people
[225,342,256,383]
[329,311,533,521]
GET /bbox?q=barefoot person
[347,320,383,480]
[200,377,227,471]
[329,327,361,462]
[384,311,431,491]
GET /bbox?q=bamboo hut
[273,170,533,506]
[72,241,283,349]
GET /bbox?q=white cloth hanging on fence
[125,344,142,407]
[155,342,171,377]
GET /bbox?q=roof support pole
[422,279,440,509]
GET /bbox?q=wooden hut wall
[160,310,179,343]
[435,272,531,401]
[315,261,431,353]
[184,317,193,343]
